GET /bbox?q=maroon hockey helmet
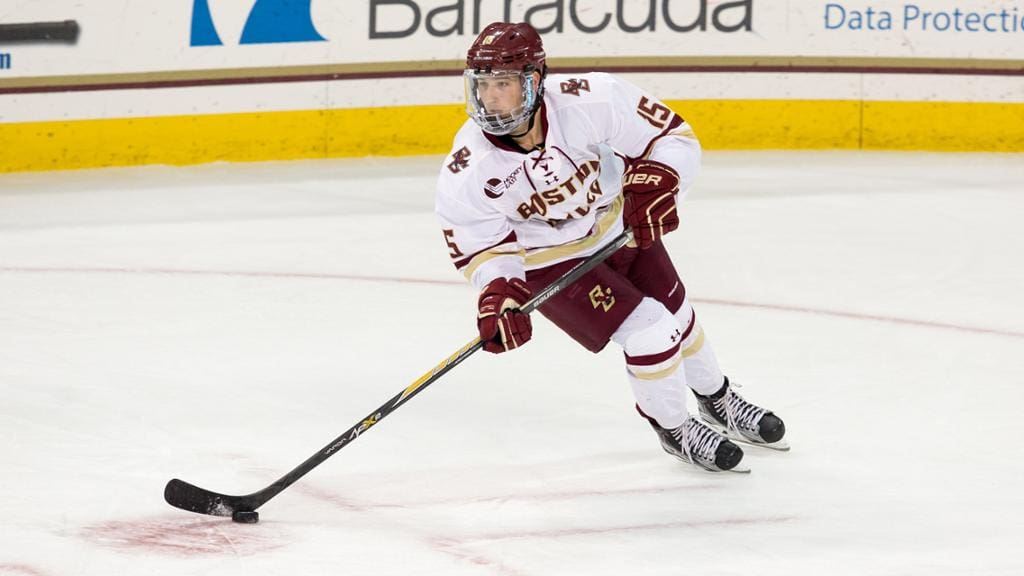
[466,22,547,74]
[464,22,547,135]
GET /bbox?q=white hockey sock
[612,298,688,429]
[674,301,725,397]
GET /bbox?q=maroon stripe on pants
[679,308,697,341]
[625,341,682,366]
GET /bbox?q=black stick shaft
[253,231,631,504]
[166,231,632,515]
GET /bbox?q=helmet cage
[464,68,539,136]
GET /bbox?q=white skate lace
[677,416,722,466]
[723,384,767,440]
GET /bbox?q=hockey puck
[232,510,259,524]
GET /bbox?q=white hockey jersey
[436,72,701,291]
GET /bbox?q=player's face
[464,69,541,135]
[475,72,524,115]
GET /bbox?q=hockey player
[435,22,787,472]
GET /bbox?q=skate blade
[738,437,790,452]
[663,448,752,474]
[700,416,791,452]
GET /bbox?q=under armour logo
[448,146,472,174]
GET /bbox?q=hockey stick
[164,230,632,520]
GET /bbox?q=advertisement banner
[1,1,1021,172]
[0,0,1021,82]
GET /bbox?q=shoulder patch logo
[447,146,472,174]
[484,177,504,199]
[560,78,591,96]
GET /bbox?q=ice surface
[1,151,1022,576]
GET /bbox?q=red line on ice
[439,514,799,543]
[2,265,1020,339]
[0,564,50,576]
[296,482,721,512]
[79,517,282,556]
[426,515,797,575]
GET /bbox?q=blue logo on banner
[190,0,326,46]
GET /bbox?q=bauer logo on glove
[622,159,681,249]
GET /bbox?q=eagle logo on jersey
[448,146,472,174]
[560,78,591,96]
[484,178,504,199]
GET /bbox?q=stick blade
[164,478,243,517]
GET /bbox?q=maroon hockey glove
[477,277,533,354]
[622,159,681,249]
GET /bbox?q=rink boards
[2,67,1022,173]
[1,1,1022,172]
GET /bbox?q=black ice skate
[640,410,747,473]
[695,377,789,451]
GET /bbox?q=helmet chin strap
[508,111,536,139]
[509,70,546,139]
[508,89,544,139]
